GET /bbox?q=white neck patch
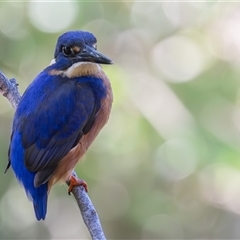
[49,58,56,65]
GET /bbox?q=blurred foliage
[1,1,240,239]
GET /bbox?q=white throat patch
[64,62,102,78]
[48,60,103,78]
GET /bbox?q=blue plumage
[6,30,113,220]
[10,132,48,220]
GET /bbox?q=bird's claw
[68,175,88,195]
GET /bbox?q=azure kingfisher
[5,30,113,220]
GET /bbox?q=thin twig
[0,70,106,240]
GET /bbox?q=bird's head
[49,31,112,74]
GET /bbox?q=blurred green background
[1,1,240,239]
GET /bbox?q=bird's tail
[32,184,48,221]
[10,133,49,220]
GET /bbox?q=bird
[5,30,113,220]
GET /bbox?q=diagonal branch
[0,70,106,240]
[0,72,21,110]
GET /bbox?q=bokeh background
[1,1,240,239]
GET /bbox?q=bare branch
[0,70,106,240]
[68,171,106,240]
[0,72,21,110]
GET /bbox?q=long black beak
[75,45,113,64]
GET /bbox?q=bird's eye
[62,46,74,56]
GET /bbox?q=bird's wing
[10,76,98,186]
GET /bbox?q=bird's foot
[68,174,88,195]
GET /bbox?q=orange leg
[68,174,88,195]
